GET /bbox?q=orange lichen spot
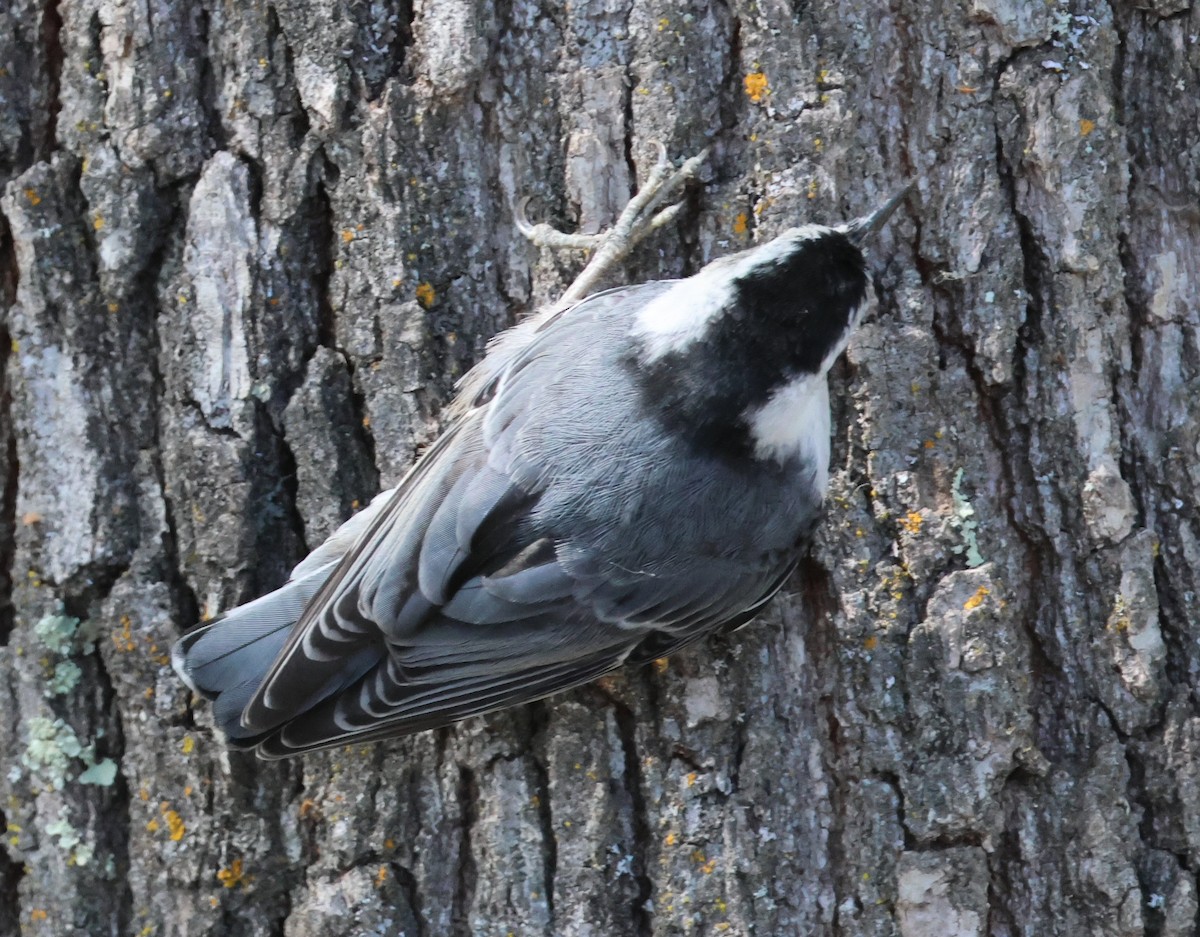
[143,686,154,699]
[162,89,172,98]
[656,17,669,31]
[665,832,677,846]
[341,229,355,243]
[93,214,105,230]
[652,657,669,674]
[114,615,136,652]
[744,72,769,103]
[107,301,120,314]
[530,795,541,808]
[732,212,748,235]
[901,512,924,535]
[181,736,195,755]
[924,439,936,449]
[217,858,246,889]
[863,635,878,652]
[299,798,320,819]
[392,277,403,289]
[209,897,219,909]
[21,512,42,525]
[139,787,150,801]
[30,909,48,922]
[955,85,979,94]
[375,866,388,886]
[807,178,819,200]
[384,838,395,849]
[964,587,990,611]
[415,281,436,308]
[145,818,160,833]
[362,414,372,429]
[24,188,41,206]
[686,772,697,787]
[164,809,185,841]
[1080,118,1096,137]
[184,786,193,797]
[268,297,280,306]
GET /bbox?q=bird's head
[629,186,910,462]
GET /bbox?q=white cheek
[630,275,732,361]
[746,376,832,490]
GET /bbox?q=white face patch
[746,374,832,488]
[631,224,832,362]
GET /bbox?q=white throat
[745,374,831,486]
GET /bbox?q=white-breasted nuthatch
[172,186,911,758]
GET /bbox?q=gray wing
[237,284,809,758]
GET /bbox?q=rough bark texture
[1,0,1197,934]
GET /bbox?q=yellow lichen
[1080,118,1096,137]
[93,215,105,230]
[415,281,436,308]
[732,212,748,235]
[181,736,195,754]
[164,809,185,841]
[900,512,924,534]
[217,858,246,889]
[964,587,990,611]
[24,188,41,206]
[744,72,769,103]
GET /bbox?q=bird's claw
[518,145,709,304]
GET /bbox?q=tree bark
[1,0,1198,935]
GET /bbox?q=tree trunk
[2,0,1198,934]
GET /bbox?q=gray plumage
[173,191,907,758]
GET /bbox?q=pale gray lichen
[950,468,986,568]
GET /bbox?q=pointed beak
[840,183,915,246]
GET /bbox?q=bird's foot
[516,144,709,304]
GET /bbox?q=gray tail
[171,568,331,741]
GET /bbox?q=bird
[172,180,910,759]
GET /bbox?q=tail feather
[172,564,335,738]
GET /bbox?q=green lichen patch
[20,716,119,790]
[950,468,985,568]
[32,613,99,698]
